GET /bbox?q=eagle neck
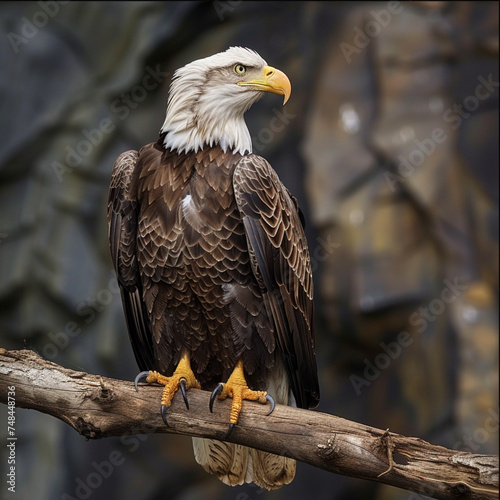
[160,114,252,156]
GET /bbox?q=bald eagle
[108,47,319,490]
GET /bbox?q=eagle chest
[137,153,251,297]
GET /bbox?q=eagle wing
[107,150,155,371]
[233,155,320,409]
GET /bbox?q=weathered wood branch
[0,349,497,499]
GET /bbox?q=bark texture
[0,349,498,500]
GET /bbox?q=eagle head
[160,46,291,155]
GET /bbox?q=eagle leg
[134,353,201,426]
[209,360,275,438]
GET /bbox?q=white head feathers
[160,47,268,155]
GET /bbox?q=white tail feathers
[192,360,295,490]
[192,438,250,486]
[192,438,296,490]
[250,448,296,490]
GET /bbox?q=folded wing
[233,154,320,409]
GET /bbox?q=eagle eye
[234,64,246,75]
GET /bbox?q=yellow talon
[137,352,201,411]
[215,360,268,425]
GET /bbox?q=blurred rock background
[0,2,497,500]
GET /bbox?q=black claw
[161,405,168,426]
[179,378,189,410]
[265,394,275,416]
[209,383,224,413]
[225,423,235,440]
[134,371,150,392]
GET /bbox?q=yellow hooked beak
[238,65,291,105]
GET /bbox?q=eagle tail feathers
[192,359,295,490]
[250,449,296,490]
[192,438,295,490]
[192,438,248,486]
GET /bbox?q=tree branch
[0,349,498,499]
